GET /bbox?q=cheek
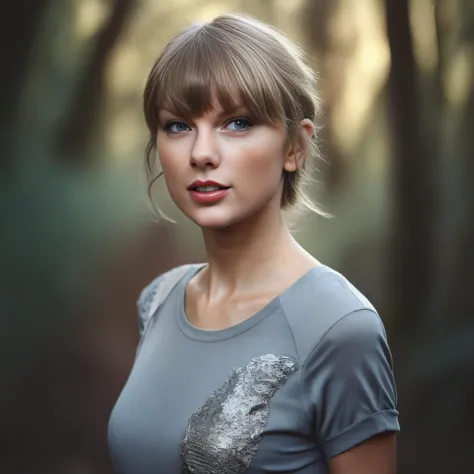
[157,141,185,180]
[234,140,285,185]
[156,144,186,204]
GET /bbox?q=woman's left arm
[302,308,400,469]
[328,432,397,474]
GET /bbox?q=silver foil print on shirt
[181,354,296,474]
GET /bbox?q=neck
[201,207,299,294]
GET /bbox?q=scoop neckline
[176,263,331,342]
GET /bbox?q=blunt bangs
[145,24,289,129]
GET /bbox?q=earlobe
[283,151,298,173]
[284,119,314,172]
[283,142,301,172]
[283,151,301,172]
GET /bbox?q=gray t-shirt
[108,264,399,473]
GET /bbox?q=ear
[283,119,314,172]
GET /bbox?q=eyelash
[162,121,189,134]
[162,116,254,134]
[226,116,254,130]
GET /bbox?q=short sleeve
[302,309,400,458]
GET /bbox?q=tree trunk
[0,0,49,170]
[56,0,137,162]
[385,0,436,341]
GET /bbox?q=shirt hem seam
[323,409,399,442]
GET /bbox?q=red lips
[187,180,230,204]
[187,180,229,190]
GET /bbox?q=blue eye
[165,121,190,133]
[225,118,252,131]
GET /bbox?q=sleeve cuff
[323,409,400,459]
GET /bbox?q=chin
[180,205,244,230]
[175,195,277,230]
[189,211,239,230]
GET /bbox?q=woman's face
[156,101,300,229]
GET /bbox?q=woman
[108,13,400,474]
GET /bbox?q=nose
[190,128,220,169]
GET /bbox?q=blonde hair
[143,13,328,218]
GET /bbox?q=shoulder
[138,263,204,302]
[280,265,386,363]
[137,263,205,334]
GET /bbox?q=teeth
[196,186,221,192]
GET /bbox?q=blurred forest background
[1,0,473,473]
